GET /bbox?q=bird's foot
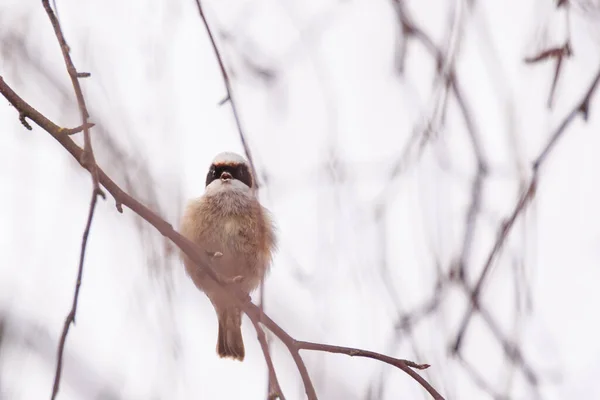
[206,251,223,259]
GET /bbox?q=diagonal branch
[51,188,103,400]
[452,65,600,352]
[0,75,445,400]
[249,317,286,400]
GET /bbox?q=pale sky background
[1,0,600,399]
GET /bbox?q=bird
[179,151,277,361]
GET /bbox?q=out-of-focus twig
[456,353,510,400]
[524,1,573,108]
[392,0,488,282]
[452,64,600,353]
[0,76,445,400]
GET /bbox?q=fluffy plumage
[180,152,276,361]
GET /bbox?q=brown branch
[524,1,573,109]
[63,123,96,136]
[19,111,32,130]
[524,42,572,109]
[193,0,260,186]
[249,318,286,400]
[0,76,445,400]
[41,0,99,191]
[39,2,107,398]
[523,45,571,64]
[297,341,442,400]
[452,64,600,353]
[51,188,102,400]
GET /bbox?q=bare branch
[51,188,101,400]
[452,64,600,353]
[524,3,573,108]
[249,318,286,400]
[41,0,99,191]
[37,3,107,397]
[193,0,260,186]
[0,75,445,400]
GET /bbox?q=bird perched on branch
[180,152,276,361]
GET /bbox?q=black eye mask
[205,163,253,188]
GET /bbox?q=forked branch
[0,76,444,400]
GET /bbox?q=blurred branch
[193,0,260,186]
[392,0,488,281]
[391,1,599,393]
[1,310,123,400]
[456,353,510,400]
[524,1,573,108]
[452,64,600,354]
[0,76,445,400]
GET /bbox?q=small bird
[180,152,276,361]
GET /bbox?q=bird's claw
[206,251,223,259]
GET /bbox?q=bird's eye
[205,165,218,187]
[236,164,253,188]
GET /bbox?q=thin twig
[0,75,445,400]
[193,0,260,186]
[524,1,573,109]
[62,123,95,136]
[249,317,286,400]
[41,0,99,191]
[297,341,441,400]
[51,188,102,400]
[40,3,105,398]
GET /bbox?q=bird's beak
[220,171,233,181]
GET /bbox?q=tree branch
[39,2,107,397]
[193,0,260,186]
[249,317,286,400]
[51,188,102,400]
[0,75,445,400]
[41,0,99,191]
[452,64,600,353]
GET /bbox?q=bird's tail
[216,307,245,361]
